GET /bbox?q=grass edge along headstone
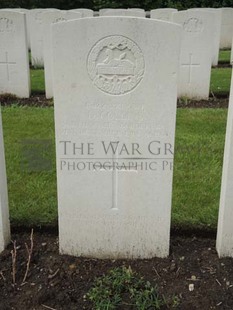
[216,66,233,258]
[52,17,182,259]
[0,107,10,253]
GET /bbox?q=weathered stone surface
[52,17,181,259]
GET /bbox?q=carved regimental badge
[183,18,203,32]
[0,18,14,32]
[87,35,145,95]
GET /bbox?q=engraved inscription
[183,18,203,32]
[35,12,43,24]
[87,35,145,95]
[0,18,14,32]
[0,52,16,81]
[53,17,66,24]
[157,13,170,21]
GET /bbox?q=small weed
[87,266,172,309]
[178,96,189,106]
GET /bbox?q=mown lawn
[2,52,231,229]
[2,106,57,226]
[30,69,45,94]
[1,107,227,230]
[173,108,227,230]
[210,68,232,96]
[31,66,232,97]
[218,49,231,63]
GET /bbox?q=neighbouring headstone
[128,8,145,12]
[231,37,233,64]
[17,9,31,49]
[0,11,30,97]
[216,68,233,257]
[19,9,31,50]
[69,8,94,17]
[151,8,177,22]
[1,8,30,49]
[43,11,82,99]
[0,107,10,253]
[173,10,215,99]
[52,17,181,259]
[219,8,233,49]
[188,8,222,66]
[98,9,110,15]
[128,8,146,16]
[29,8,58,67]
[99,9,145,17]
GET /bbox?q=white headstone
[128,8,146,16]
[52,17,181,259]
[69,8,94,17]
[128,8,145,12]
[151,8,177,22]
[0,107,10,253]
[231,35,233,64]
[99,9,145,17]
[20,9,31,49]
[0,8,30,49]
[188,8,222,66]
[217,68,233,257]
[219,8,233,49]
[98,8,111,15]
[43,11,82,99]
[173,10,215,99]
[29,8,58,67]
[0,11,30,98]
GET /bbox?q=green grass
[210,68,232,97]
[30,63,232,97]
[2,106,57,226]
[1,107,227,230]
[219,50,231,63]
[30,69,45,94]
[172,109,227,230]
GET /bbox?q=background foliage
[0,0,232,10]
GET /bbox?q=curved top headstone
[150,8,178,21]
[99,9,145,17]
[52,17,181,259]
[69,8,94,17]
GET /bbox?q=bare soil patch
[0,233,233,309]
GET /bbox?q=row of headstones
[0,16,233,258]
[2,7,233,51]
[1,7,233,48]
[0,8,233,99]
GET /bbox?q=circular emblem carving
[183,18,203,33]
[0,18,14,32]
[87,35,145,95]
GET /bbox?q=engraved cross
[100,150,138,211]
[182,53,200,84]
[0,52,16,81]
